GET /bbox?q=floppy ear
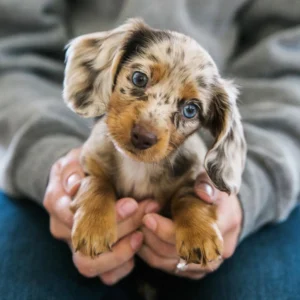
[204,79,246,194]
[63,19,145,117]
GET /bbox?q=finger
[142,213,175,244]
[50,217,72,240]
[137,244,178,272]
[65,173,83,196]
[194,172,230,204]
[194,172,218,203]
[178,271,207,280]
[216,194,241,235]
[141,226,178,258]
[100,259,135,286]
[73,231,143,277]
[116,198,139,222]
[116,198,159,222]
[62,168,85,196]
[117,200,160,239]
[221,229,239,259]
[49,160,62,180]
[51,195,74,229]
[57,148,84,195]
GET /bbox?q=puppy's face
[63,19,246,194]
[106,32,216,163]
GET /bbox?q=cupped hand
[138,171,242,279]
[43,148,159,285]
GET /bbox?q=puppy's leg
[172,184,223,266]
[71,152,117,258]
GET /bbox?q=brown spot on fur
[205,85,230,137]
[130,88,148,101]
[196,75,207,89]
[150,63,168,84]
[72,61,99,109]
[120,88,126,94]
[114,27,171,85]
[73,91,93,109]
[168,129,185,153]
[167,46,172,55]
[171,155,194,177]
[147,54,159,62]
[180,82,199,100]
[205,153,230,193]
[171,112,180,129]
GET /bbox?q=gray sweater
[0,0,299,241]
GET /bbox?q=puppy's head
[63,19,246,194]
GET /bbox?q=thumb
[194,172,219,204]
[65,173,83,196]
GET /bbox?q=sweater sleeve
[0,1,90,204]
[230,0,300,240]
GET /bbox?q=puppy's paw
[176,223,223,266]
[72,209,117,258]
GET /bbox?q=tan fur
[180,82,199,100]
[63,19,247,266]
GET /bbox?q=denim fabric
[1,191,299,300]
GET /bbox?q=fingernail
[67,173,81,191]
[130,232,143,251]
[118,199,138,218]
[197,182,214,198]
[143,215,157,231]
[145,202,160,214]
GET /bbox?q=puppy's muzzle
[131,124,157,150]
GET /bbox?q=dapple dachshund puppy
[63,19,246,267]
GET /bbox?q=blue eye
[132,71,148,88]
[182,103,199,119]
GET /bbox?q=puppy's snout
[131,124,157,150]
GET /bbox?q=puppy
[63,19,246,266]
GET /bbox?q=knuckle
[231,215,241,229]
[43,189,55,211]
[101,274,117,286]
[63,149,81,165]
[49,220,61,240]
[73,256,96,278]
[223,247,235,259]
[160,243,173,256]
[43,194,51,211]
[114,251,127,266]
[43,188,58,212]
[127,259,135,270]
[188,273,205,280]
[148,254,159,268]
[124,259,135,275]
[77,267,96,278]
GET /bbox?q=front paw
[72,209,117,258]
[176,222,223,266]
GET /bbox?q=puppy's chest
[115,158,164,202]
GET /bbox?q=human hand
[137,171,242,279]
[43,148,159,285]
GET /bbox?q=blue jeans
[1,191,300,300]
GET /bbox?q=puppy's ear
[204,79,246,194]
[63,19,145,117]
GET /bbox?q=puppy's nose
[131,124,158,150]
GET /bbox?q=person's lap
[1,191,299,300]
